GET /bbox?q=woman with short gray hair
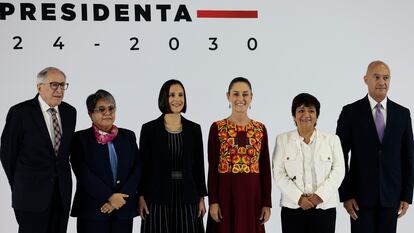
[70,89,141,233]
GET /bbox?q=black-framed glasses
[93,105,116,114]
[42,82,69,90]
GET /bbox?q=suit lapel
[362,96,381,143]
[31,97,55,155]
[156,115,169,161]
[181,117,190,161]
[382,99,394,143]
[58,104,71,155]
[113,133,130,182]
[313,129,322,156]
[291,131,302,157]
[89,128,114,185]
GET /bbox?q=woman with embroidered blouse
[138,79,207,233]
[272,93,345,233]
[206,77,272,233]
[70,89,141,233]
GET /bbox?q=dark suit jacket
[139,115,207,204]
[337,95,414,207]
[70,127,141,220]
[0,95,76,212]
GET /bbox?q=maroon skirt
[206,173,266,233]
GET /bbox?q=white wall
[0,0,413,232]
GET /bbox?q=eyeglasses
[93,105,116,114]
[42,82,69,90]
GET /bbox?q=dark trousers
[351,205,398,233]
[77,217,133,233]
[281,207,336,233]
[14,182,68,233]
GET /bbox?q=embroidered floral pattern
[216,119,264,174]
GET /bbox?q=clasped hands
[100,193,129,214]
[298,193,323,210]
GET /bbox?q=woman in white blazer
[272,93,345,233]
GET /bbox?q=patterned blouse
[215,119,266,174]
[207,118,272,207]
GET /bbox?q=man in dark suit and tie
[336,60,414,233]
[0,67,77,233]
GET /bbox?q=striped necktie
[48,108,61,156]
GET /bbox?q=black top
[168,131,183,177]
[139,115,207,204]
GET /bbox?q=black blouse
[138,115,207,204]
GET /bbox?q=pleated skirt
[140,180,205,233]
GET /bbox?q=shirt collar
[38,95,59,114]
[296,128,317,144]
[367,94,387,111]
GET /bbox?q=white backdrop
[0,0,413,232]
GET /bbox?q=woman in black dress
[139,79,207,233]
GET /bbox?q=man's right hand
[344,198,359,220]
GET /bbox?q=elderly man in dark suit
[0,67,77,233]
[336,60,414,233]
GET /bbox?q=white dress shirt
[299,130,318,195]
[367,94,387,125]
[38,95,62,145]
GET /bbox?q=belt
[171,171,183,180]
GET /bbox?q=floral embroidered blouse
[207,119,272,206]
[215,119,265,173]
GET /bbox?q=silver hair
[36,67,66,84]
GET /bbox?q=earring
[229,103,231,109]
[249,105,252,110]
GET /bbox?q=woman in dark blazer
[139,79,207,233]
[70,89,141,233]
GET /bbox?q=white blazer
[272,129,345,209]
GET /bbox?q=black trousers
[77,217,133,233]
[281,207,336,233]
[14,182,68,233]
[350,205,399,233]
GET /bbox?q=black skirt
[140,180,205,233]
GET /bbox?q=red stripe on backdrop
[197,10,258,18]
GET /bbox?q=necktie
[374,103,385,142]
[108,142,118,185]
[48,108,61,156]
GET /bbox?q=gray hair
[86,89,116,113]
[36,67,66,84]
